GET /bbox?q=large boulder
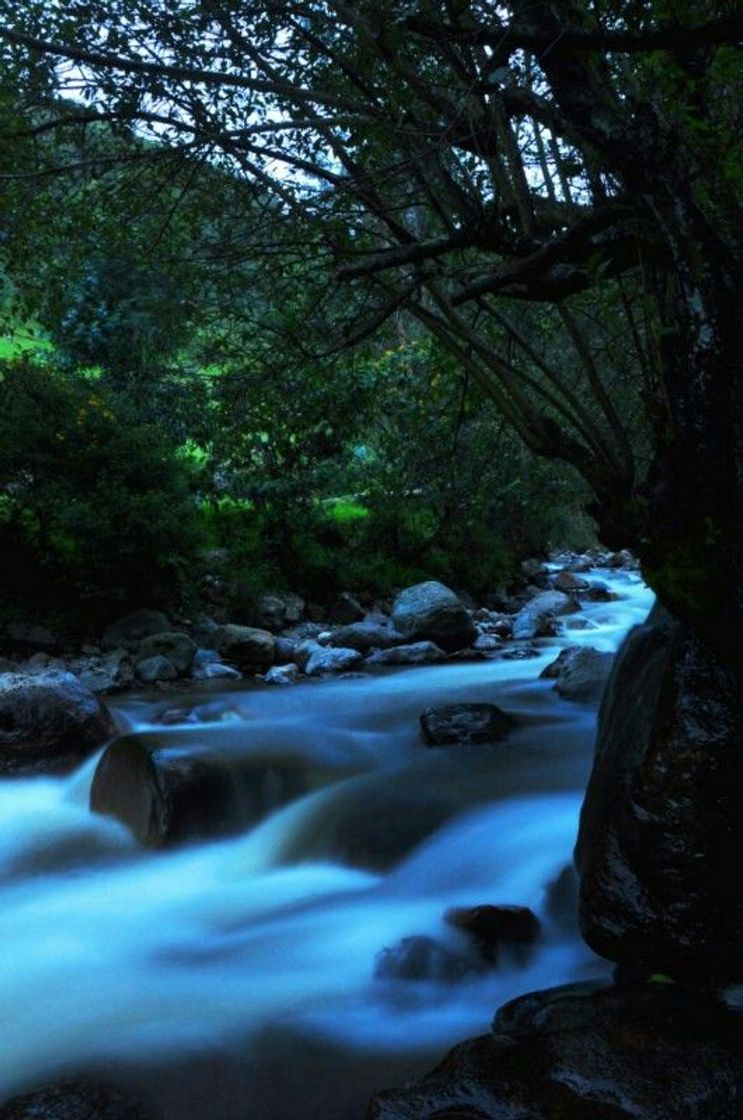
[391,581,476,653]
[101,609,171,652]
[540,645,614,702]
[512,590,578,639]
[90,735,306,846]
[0,670,116,775]
[211,624,275,672]
[420,703,515,746]
[136,631,197,673]
[368,982,743,1120]
[576,604,743,983]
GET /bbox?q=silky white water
[0,570,653,1118]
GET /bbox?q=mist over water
[0,570,653,1118]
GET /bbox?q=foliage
[0,358,202,624]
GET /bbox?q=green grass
[0,331,52,360]
[324,497,369,523]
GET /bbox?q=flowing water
[0,570,654,1118]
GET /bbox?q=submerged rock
[369,981,743,1120]
[420,703,515,746]
[391,581,476,653]
[0,670,116,775]
[90,735,306,847]
[374,936,483,983]
[576,603,743,983]
[444,904,541,963]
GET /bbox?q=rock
[5,622,58,652]
[331,591,366,624]
[0,1080,153,1120]
[134,655,178,683]
[274,636,296,662]
[18,652,66,673]
[520,557,548,581]
[374,936,483,983]
[264,663,301,685]
[420,703,515,746]
[101,609,171,652]
[576,603,743,983]
[0,670,116,775]
[472,633,501,651]
[500,645,541,661]
[390,581,477,653]
[252,591,305,631]
[552,569,590,594]
[0,657,17,673]
[512,590,578,640]
[444,904,541,963]
[70,649,134,695]
[211,624,275,672]
[304,646,363,676]
[540,645,614,702]
[136,631,197,674]
[545,864,580,933]
[366,642,447,666]
[190,660,241,681]
[328,621,402,653]
[368,981,743,1120]
[293,638,323,671]
[90,735,306,846]
[580,582,618,602]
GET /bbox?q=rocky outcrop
[576,604,743,983]
[90,735,305,846]
[541,645,614,702]
[368,981,743,1120]
[419,703,515,746]
[391,581,476,653]
[0,670,116,775]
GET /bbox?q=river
[0,568,653,1118]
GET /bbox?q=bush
[0,359,202,627]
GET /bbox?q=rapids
[0,569,653,1119]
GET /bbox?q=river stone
[420,703,515,746]
[576,603,743,983]
[512,590,578,640]
[0,670,116,775]
[327,621,402,653]
[134,654,178,683]
[551,569,590,594]
[374,936,483,983]
[252,591,305,631]
[0,1080,154,1120]
[90,735,306,847]
[211,624,275,672]
[368,981,743,1120]
[444,904,541,963]
[69,649,134,694]
[391,581,476,653]
[540,645,614,702]
[304,646,363,676]
[264,663,301,685]
[136,631,197,673]
[366,641,446,666]
[101,609,171,652]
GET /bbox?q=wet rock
[90,735,306,846]
[0,1079,153,1120]
[252,591,305,631]
[0,670,116,775]
[580,582,618,602]
[552,569,590,594]
[4,622,59,653]
[369,981,743,1120]
[391,581,477,653]
[190,654,241,681]
[472,634,501,651]
[331,591,366,624]
[70,650,134,694]
[134,655,178,683]
[274,636,296,662]
[512,590,578,640]
[264,663,301,685]
[211,624,275,672]
[327,621,402,654]
[540,645,614,702]
[374,936,483,983]
[500,645,541,661]
[102,610,171,653]
[366,641,446,666]
[420,704,515,747]
[576,604,743,983]
[136,631,197,674]
[293,638,323,671]
[545,864,580,933]
[305,646,363,676]
[444,904,541,952]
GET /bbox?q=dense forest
[1,4,743,1120]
